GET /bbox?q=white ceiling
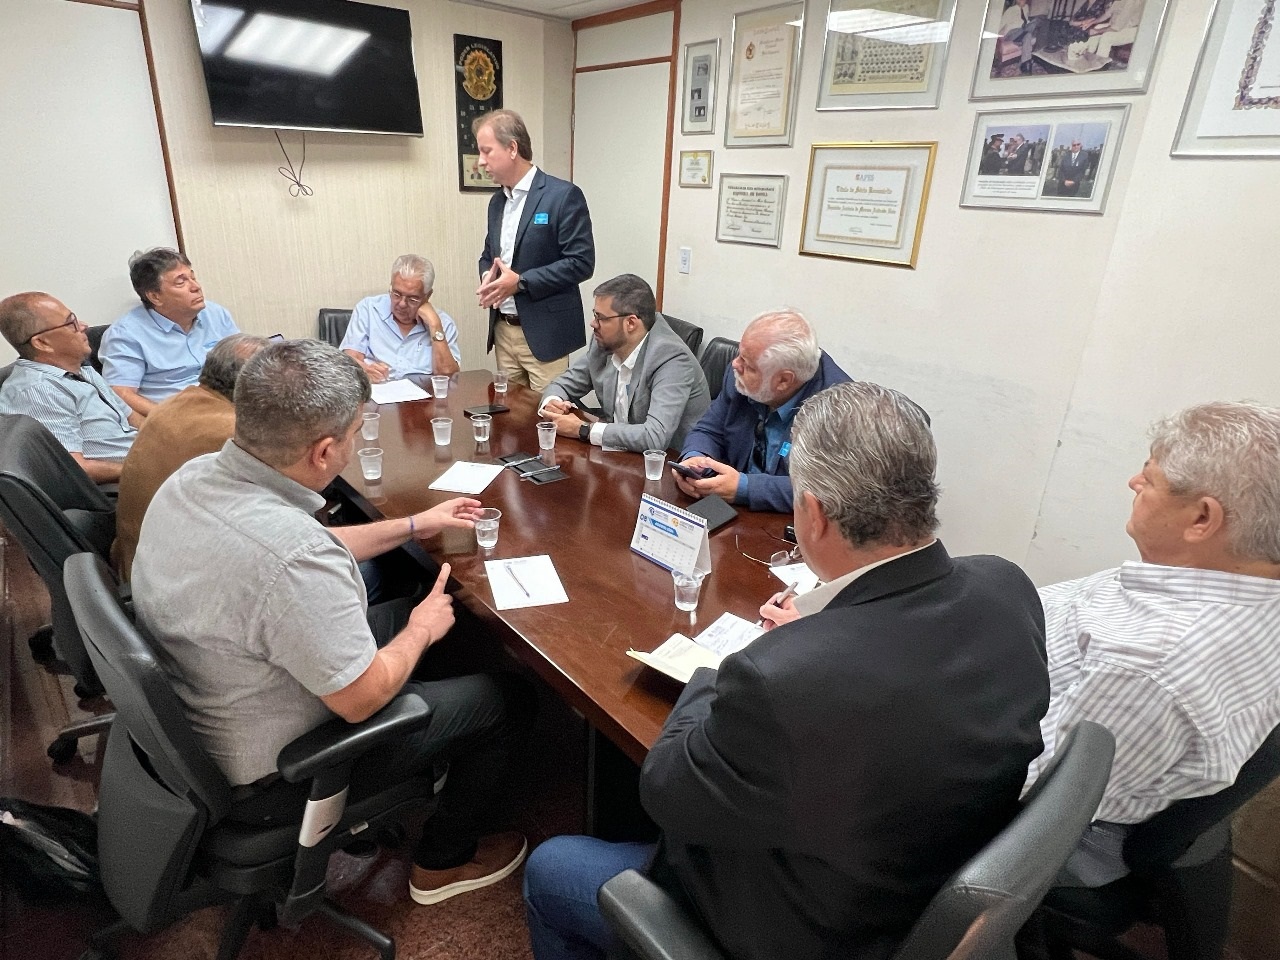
[452,0,645,22]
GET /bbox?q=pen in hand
[755,581,800,627]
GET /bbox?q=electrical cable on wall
[274,130,313,197]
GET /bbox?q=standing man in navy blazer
[474,109,595,391]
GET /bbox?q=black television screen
[190,0,424,136]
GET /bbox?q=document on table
[627,613,763,683]
[428,461,505,495]
[371,379,430,404]
[770,561,821,595]
[485,555,569,610]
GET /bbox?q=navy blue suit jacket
[680,351,851,513]
[479,169,595,362]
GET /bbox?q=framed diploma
[725,2,805,147]
[716,174,788,247]
[1174,0,1280,156]
[970,0,1172,101]
[682,40,720,135]
[816,0,959,111]
[960,104,1130,214]
[679,150,715,188]
[799,142,936,268]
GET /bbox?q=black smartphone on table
[463,404,510,417]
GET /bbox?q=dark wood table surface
[336,370,793,765]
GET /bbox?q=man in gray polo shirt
[133,339,531,906]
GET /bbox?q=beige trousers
[493,320,569,393]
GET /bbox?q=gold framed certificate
[678,150,714,188]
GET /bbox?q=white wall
[662,0,1277,584]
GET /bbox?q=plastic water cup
[431,417,452,445]
[357,447,383,480]
[537,421,556,451]
[672,570,707,612]
[361,412,380,441]
[471,414,492,442]
[475,508,501,549]
[431,375,450,399]
[643,449,665,481]
[493,371,509,398]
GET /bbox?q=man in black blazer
[522,382,1051,960]
[1054,140,1090,197]
[474,109,595,391]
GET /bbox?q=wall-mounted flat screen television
[190,0,424,136]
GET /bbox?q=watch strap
[578,423,591,443]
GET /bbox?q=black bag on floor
[0,797,100,900]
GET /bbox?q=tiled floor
[0,531,585,960]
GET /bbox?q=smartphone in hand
[668,461,717,481]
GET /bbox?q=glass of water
[431,417,452,445]
[357,447,383,480]
[471,414,492,442]
[493,371,508,399]
[475,508,501,549]
[431,375,450,399]
[361,412,380,441]
[672,570,707,611]
[537,421,556,451]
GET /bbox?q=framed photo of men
[682,39,720,135]
[970,0,1173,100]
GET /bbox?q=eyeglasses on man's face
[591,311,630,325]
[389,288,425,308]
[20,312,80,346]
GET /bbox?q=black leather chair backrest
[660,313,704,358]
[317,308,353,348]
[86,324,110,373]
[889,721,1116,960]
[0,414,116,687]
[1123,722,1280,873]
[699,337,738,402]
[65,552,232,932]
[0,361,14,389]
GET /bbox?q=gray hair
[233,340,371,468]
[745,310,821,383]
[790,381,939,547]
[593,274,657,330]
[129,247,191,309]
[1150,401,1280,563]
[0,291,54,359]
[391,254,435,294]
[198,333,271,402]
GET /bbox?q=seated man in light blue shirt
[341,254,461,383]
[101,247,239,418]
[0,291,141,483]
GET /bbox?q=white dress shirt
[591,334,648,449]
[497,165,538,316]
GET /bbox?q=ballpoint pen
[503,454,541,470]
[520,464,561,480]
[504,561,531,598]
[755,581,800,627]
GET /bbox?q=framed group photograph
[1174,0,1280,157]
[679,150,714,187]
[798,142,937,268]
[682,39,720,135]
[716,173,788,247]
[816,0,960,111]
[960,103,1130,213]
[725,2,805,147]
[970,0,1172,100]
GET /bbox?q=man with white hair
[1029,401,1280,886]
[674,309,851,512]
[341,254,461,383]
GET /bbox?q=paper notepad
[627,613,763,683]
[371,379,430,404]
[429,462,505,495]
[485,555,569,610]
[769,561,822,596]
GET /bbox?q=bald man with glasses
[0,292,142,483]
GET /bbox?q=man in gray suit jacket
[538,274,709,454]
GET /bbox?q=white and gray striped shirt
[0,359,136,461]
[1028,562,1280,824]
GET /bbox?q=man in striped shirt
[1031,401,1280,885]
[0,292,141,483]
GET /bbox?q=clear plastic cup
[672,570,707,611]
[431,417,452,445]
[643,449,665,481]
[357,447,383,480]
[471,414,492,442]
[537,420,556,451]
[475,508,501,549]
[431,375,450,399]
[493,371,509,398]
[361,412,380,441]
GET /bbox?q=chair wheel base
[48,736,77,764]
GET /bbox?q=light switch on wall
[678,246,692,274]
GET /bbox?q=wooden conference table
[335,370,792,766]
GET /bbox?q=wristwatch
[516,277,528,294]
[578,423,591,443]
[431,329,446,342]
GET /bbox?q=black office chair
[598,721,1116,960]
[0,414,116,762]
[318,308,353,348]
[698,337,738,401]
[86,324,110,373]
[660,313,704,358]
[65,553,444,960]
[1037,722,1280,960]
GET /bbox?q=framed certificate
[679,150,714,187]
[725,2,805,147]
[682,39,720,135]
[1174,0,1280,156]
[799,142,936,268]
[716,173,788,247]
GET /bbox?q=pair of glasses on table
[736,533,802,568]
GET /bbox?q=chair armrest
[598,870,727,960]
[276,693,432,783]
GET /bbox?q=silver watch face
[432,331,445,341]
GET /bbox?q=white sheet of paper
[769,561,822,595]
[627,634,723,684]
[428,461,505,495]
[371,379,430,404]
[694,612,763,656]
[485,555,569,610]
